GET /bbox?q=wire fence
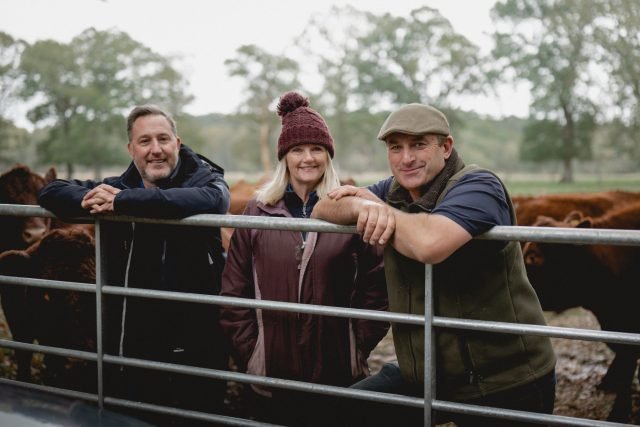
[1,203,640,426]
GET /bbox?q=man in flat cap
[312,103,556,426]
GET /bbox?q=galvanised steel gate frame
[1,203,640,426]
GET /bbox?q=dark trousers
[346,362,556,427]
[246,386,344,427]
[105,350,228,427]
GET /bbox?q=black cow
[523,203,640,422]
[0,227,97,391]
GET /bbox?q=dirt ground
[1,306,639,425]
[544,308,640,424]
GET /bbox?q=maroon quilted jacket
[221,198,389,389]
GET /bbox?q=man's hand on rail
[81,184,121,214]
[327,185,384,204]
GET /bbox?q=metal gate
[1,203,640,426]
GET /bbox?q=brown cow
[221,179,267,251]
[0,227,97,391]
[523,203,640,422]
[0,164,56,253]
[512,190,640,226]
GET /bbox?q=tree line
[1,0,639,182]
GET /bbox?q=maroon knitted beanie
[276,91,334,160]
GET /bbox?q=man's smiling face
[127,114,181,188]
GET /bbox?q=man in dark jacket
[38,104,230,426]
[312,103,556,426]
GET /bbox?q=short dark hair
[126,104,177,142]
[416,134,448,146]
[432,134,448,146]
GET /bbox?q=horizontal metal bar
[0,376,622,427]
[0,377,98,402]
[105,213,358,234]
[4,274,639,347]
[0,338,97,361]
[3,204,640,245]
[104,354,424,408]
[433,399,628,427]
[477,225,640,246]
[102,285,422,325]
[104,396,278,427]
[434,317,640,346]
[0,378,275,427]
[0,204,55,218]
[0,275,96,293]
[0,204,355,234]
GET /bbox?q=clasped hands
[327,185,396,247]
[81,184,121,214]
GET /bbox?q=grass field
[343,172,640,196]
[79,168,640,196]
[504,178,640,196]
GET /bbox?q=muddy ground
[1,306,639,425]
[365,307,640,425]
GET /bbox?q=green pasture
[503,177,640,196]
[226,173,640,197]
[350,173,640,196]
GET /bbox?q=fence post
[424,263,434,426]
[95,220,105,408]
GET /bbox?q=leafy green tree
[296,6,371,139]
[0,32,27,163]
[521,115,595,164]
[19,39,80,176]
[189,113,242,171]
[295,6,484,174]
[19,28,193,178]
[174,113,207,155]
[0,119,33,168]
[225,45,300,174]
[491,0,599,182]
[350,6,484,109]
[592,0,640,162]
[0,32,25,119]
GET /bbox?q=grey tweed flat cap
[377,103,450,140]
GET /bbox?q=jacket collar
[284,184,318,218]
[256,199,291,217]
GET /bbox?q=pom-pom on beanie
[276,91,334,160]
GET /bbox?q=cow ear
[564,210,585,226]
[44,167,57,183]
[533,215,555,226]
[0,250,31,276]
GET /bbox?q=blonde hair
[256,150,341,205]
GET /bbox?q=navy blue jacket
[38,145,230,367]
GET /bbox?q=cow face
[0,165,56,252]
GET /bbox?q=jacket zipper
[297,199,309,315]
[458,335,479,385]
[298,199,308,270]
[119,223,135,363]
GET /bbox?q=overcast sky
[2,0,530,120]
